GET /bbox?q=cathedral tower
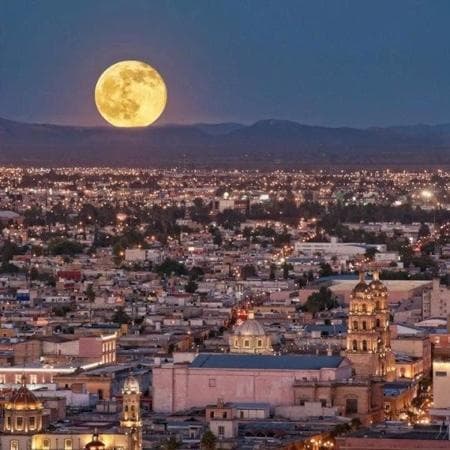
[120,375,142,450]
[346,271,395,380]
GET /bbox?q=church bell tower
[120,375,142,450]
[346,271,395,381]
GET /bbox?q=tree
[318,263,334,278]
[212,230,223,246]
[86,284,96,303]
[185,280,198,293]
[48,239,84,256]
[282,262,293,279]
[364,247,378,260]
[201,430,217,450]
[418,222,431,239]
[158,436,181,450]
[304,287,338,315]
[155,258,187,277]
[216,209,245,229]
[111,307,131,325]
[240,264,257,280]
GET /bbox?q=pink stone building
[152,354,352,413]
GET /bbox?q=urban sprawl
[0,167,449,450]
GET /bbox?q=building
[152,353,353,414]
[294,237,385,258]
[228,312,272,354]
[345,271,395,381]
[430,358,450,421]
[423,279,450,319]
[336,423,450,450]
[0,374,142,450]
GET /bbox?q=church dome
[235,315,266,337]
[352,272,369,295]
[4,380,43,411]
[368,271,387,295]
[123,374,140,394]
[85,432,105,450]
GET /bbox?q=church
[0,374,142,450]
[153,272,395,424]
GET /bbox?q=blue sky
[2,0,450,127]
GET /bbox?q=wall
[152,364,351,413]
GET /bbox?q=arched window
[362,321,367,330]
[376,319,381,328]
[362,340,368,351]
[353,321,358,330]
[352,340,358,351]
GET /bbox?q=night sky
[2,0,450,127]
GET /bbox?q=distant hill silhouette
[1,117,449,167]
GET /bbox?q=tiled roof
[190,353,344,370]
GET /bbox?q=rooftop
[190,353,345,370]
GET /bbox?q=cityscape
[2,1,450,450]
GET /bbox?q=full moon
[94,60,167,127]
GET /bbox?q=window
[16,417,23,429]
[6,416,11,430]
[362,321,367,330]
[352,340,357,351]
[29,416,36,429]
[353,321,358,330]
[10,440,19,450]
[345,398,358,415]
[30,374,37,384]
[361,304,367,313]
[257,340,262,347]
[64,439,72,450]
[244,340,250,347]
[218,426,225,436]
[376,319,380,328]
[42,439,50,450]
[362,340,368,351]
[210,411,215,418]
[435,371,447,377]
[320,399,327,407]
[208,378,216,387]
[240,411,244,419]
[222,412,227,418]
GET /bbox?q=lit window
[64,439,72,450]
[10,440,19,450]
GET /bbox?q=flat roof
[190,354,345,370]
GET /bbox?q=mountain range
[1,117,450,168]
